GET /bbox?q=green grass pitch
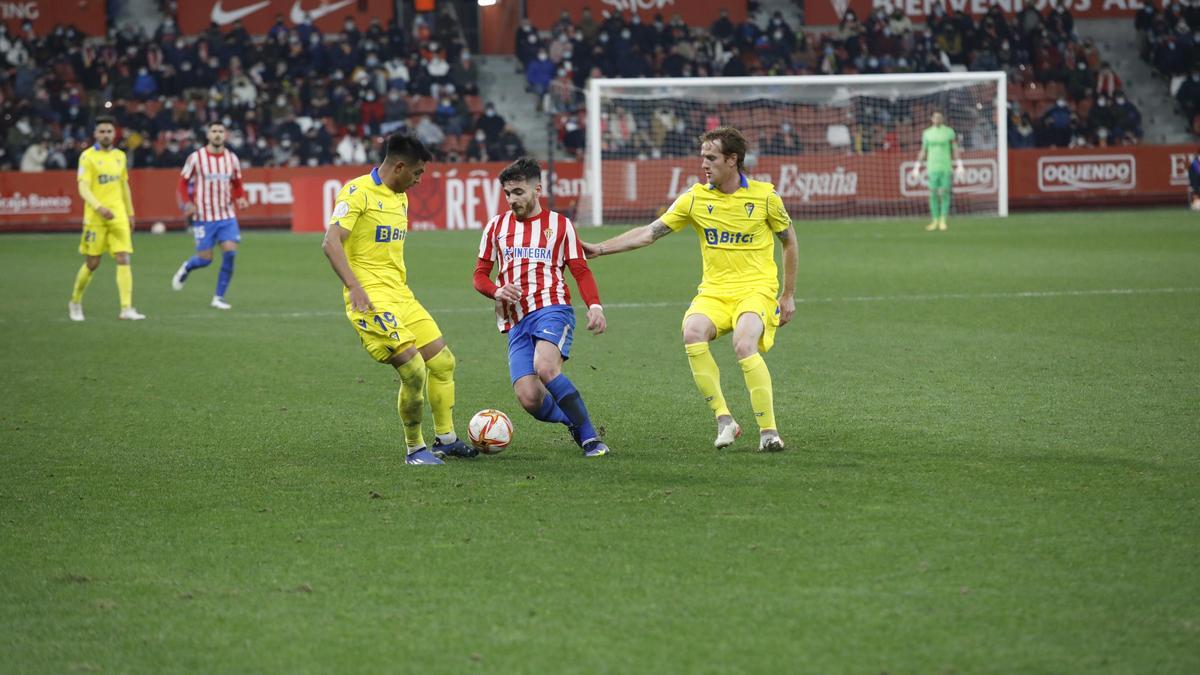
[1,210,1198,673]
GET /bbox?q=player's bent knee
[513,379,543,413]
[425,346,456,377]
[534,362,561,383]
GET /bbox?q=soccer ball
[468,409,513,454]
[150,221,167,234]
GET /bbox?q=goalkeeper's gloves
[954,160,966,178]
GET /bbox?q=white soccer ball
[468,409,513,454]
[150,221,167,234]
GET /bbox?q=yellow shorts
[346,294,442,364]
[79,216,133,256]
[683,290,781,353]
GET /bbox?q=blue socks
[534,391,571,425]
[545,374,597,444]
[184,254,211,273]
[216,250,236,298]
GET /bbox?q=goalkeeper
[910,111,964,231]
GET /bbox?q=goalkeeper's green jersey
[922,125,956,173]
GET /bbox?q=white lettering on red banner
[1037,155,1136,192]
[0,191,71,215]
[1168,154,1192,187]
[900,159,998,196]
[244,181,292,205]
[0,2,39,20]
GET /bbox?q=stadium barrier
[1,146,1195,233]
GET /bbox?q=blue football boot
[432,437,478,459]
[405,447,445,465]
[582,440,609,458]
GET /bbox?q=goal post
[581,72,1008,225]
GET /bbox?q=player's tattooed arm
[585,218,673,258]
[775,228,791,244]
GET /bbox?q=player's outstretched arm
[776,224,798,326]
[321,226,373,312]
[581,219,672,259]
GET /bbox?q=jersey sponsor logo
[900,159,999,196]
[503,246,553,261]
[210,0,271,26]
[97,174,121,185]
[375,225,406,243]
[703,228,754,246]
[203,172,233,182]
[1037,155,1136,192]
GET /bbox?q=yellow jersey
[77,144,129,223]
[329,167,412,298]
[660,174,792,296]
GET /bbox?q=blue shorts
[192,218,241,251]
[507,305,576,383]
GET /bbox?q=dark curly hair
[498,157,542,184]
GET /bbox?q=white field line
[21,287,1200,324]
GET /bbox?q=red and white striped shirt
[178,147,244,222]
[478,209,591,332]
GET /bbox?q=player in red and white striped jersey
[170,121,249,310]
[473,158,610,457]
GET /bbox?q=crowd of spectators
[1136,1,1200,135]
[0,8,527,172]
[522,2,1141,159]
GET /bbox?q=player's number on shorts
[84,231,97,242]
[372,312,398,338]
[193,225,206,240]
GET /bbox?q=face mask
[486,109,495,117]
[538,52,547,60]
[620,30,631,39]
[599,33,609,43]
[1116,97,1125,104]
[475,132,485,141]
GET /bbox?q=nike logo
[290,0,355,24]
[210,0,270,25]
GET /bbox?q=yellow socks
[70,264,94,303]
[423,347,456,438]
[685,342,730,418]
[115,264,133,309]
[395,353,427,450]
[738,353,776,432]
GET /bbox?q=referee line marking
[15,287,1199,324]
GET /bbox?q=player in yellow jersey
[321,134,474,465]
[68,116,146,321]
[583,127,799,451]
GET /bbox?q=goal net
[578,73,1007,225]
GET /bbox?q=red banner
[2,147,1196,233]
[526,0,747,30]
[805,0,1147,25]
[0,163,587,233]
[0,0,106,36]
[177,0,394,35]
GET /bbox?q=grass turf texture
[1,210,1197,673]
